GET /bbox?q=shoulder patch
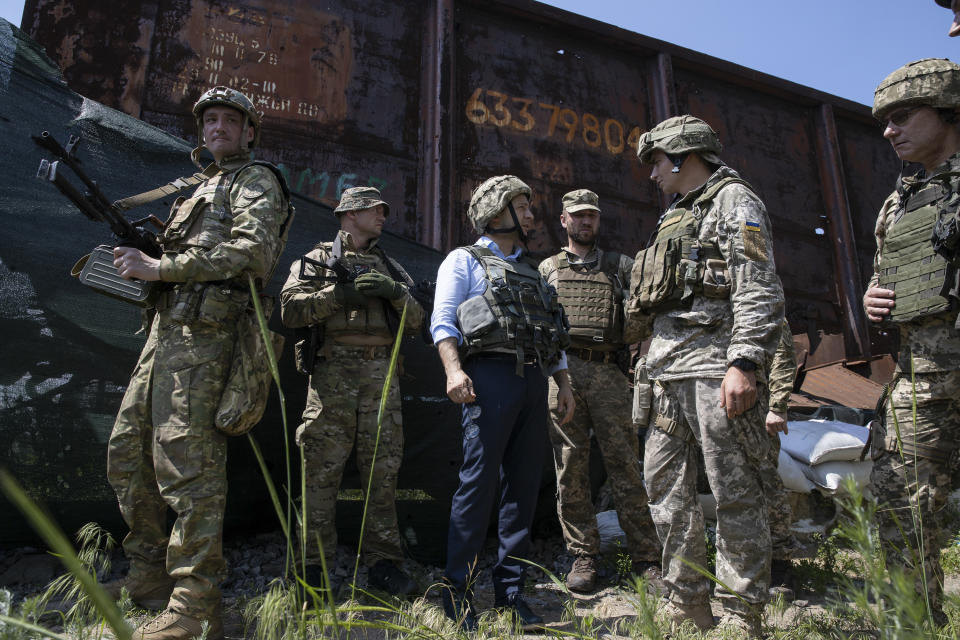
[741,220,768,262]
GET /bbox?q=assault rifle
[34,131,164,305]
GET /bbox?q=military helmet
[935,0,950,8]
[190,86,261,167]
[636,115,723,166]
[467,175,531,233]
[873,58,960,121]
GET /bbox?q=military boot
[565,555,598,593]
[769,558,795,602]
[367,559,417,597]
[659,599,714,632]
[713,604,763,639]
[134,608,223,640]
[630,559,666,594]
[101,571,174,610]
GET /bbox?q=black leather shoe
[368,559,417,596]
[441,588,477,632]
[496,593,543,631]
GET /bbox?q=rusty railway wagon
[1,0,899,557]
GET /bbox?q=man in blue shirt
[431,175,574,631]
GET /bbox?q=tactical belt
[882,433,960,467]
[570,347,617,363]
[468,352,537,366]
[327,343,391,361]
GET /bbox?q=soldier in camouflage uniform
[280,186,423,597]
[538,189,661,593]
[105,87,292,640]
[763,320,799,598]
[627,116,785,636]
[863,58,960,622]
[934,0,960,37]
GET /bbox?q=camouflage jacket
[767,319,796,412]
[158,153,290,285]
[629,166,785,382]
[279,229,424,340]
[866,151,960,374]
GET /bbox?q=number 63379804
[465,87,644,156]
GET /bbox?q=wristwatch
[729,357,756,372]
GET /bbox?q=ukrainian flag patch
[741,220,767,261]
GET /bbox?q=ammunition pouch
[294,325,324,375]
[71,245,156,306]
[632,363,653,426]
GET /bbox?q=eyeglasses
[885,107,920,128]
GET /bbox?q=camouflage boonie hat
[873,58,960,120]
[335,186,390,216]
[637,115,723,166]
[467,175,531,233]
[562,189,600,213]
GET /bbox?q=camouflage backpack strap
[112,163,221,212]
[228,160,295,237]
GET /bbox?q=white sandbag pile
[779,419,871,494]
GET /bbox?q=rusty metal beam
[418,0,455,251]
[651,52,678,212]
[814,103,871,360]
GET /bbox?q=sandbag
[780,419,869,465]
[801,459,873,493]
[778,448,816,493]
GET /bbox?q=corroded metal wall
[10,0,904,551]
[22,0,900,361]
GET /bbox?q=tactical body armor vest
[633,177,742,312]
[547,251,624,349]
[321,241,403,340]
[157,161,293,323]
[878,176,958,322]
[456,246,570,376]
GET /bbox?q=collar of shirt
[338,229,380,253]
[476,235,523,261]
[560,245,600,266]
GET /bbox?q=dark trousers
[444,356,549,603]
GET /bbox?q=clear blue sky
[2,0,955,106]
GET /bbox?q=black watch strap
[730,357,756,372]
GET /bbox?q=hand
[765,409,788,436]
[446,368,476,404]
[335,282,367,307]
[864,286,895,322]
[720,365,757,420]
[355,272,404,300]
[555,381,575,425]
[113,246,161,281]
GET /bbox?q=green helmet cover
[873,58,960,121]
[637,115,723,165]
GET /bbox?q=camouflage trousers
[296,343,404,567]
[763,432,797,561]
[644,377,770,610]
[548,356,660,562]
[107,312,233,617]
[871,369,960,614]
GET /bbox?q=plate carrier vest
[632,177,743,312]
[877,173,960,322]
[456,246,570,376]
[547,251,624,349]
